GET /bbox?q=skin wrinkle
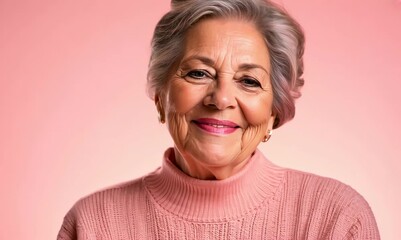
[156,18,276,180]
[179,56,271,82]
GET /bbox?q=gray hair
[147,0,305,129]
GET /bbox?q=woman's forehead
[181,18,270,68]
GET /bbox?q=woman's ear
[262,113,276,142]
[155,93,165,124]
[267,113,276,131]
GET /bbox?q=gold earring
[262,130,273,142]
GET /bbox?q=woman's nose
[203,80,238,110]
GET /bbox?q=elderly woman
[58,0,380,239]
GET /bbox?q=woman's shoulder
[285,169,374,227]
[285,168,353,191]
[260,151,374,216]
[58,176,150,239]
[65,175,151,221]
[282,167,370,209]
[278,167,379,237]
[73,176,148,211]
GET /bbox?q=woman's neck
[172,147,252,180]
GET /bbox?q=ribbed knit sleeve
[336,190,380,239]
[57,204,78,240]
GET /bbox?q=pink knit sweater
[58,148,380,239]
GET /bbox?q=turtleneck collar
[143,148,285,222]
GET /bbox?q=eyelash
[184,70,263,89]
[239,77,262,88]
[185,70,211,79]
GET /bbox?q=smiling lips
[192,118,239,134]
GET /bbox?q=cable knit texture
[58,148,380,239]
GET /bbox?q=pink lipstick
[192,118,239,134]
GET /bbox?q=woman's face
[156,18,275,179]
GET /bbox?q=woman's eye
[186,70,208,79]
[241,78,262,88]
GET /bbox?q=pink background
[1,0,400,239]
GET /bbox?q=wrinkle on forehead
[181,18,270,73]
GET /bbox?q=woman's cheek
[238,95,273,147]
[237,95,272,126]
[167,112,188,147]
[241,123,268,148]
[166,80,204,114]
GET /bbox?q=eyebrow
[238,63,270,75]
[181,55,270,74]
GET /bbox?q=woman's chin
[186,145,244,168]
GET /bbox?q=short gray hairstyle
[147,0,305,129]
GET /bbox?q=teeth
[209,124,225,128]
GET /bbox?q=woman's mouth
[192,118,239,134]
